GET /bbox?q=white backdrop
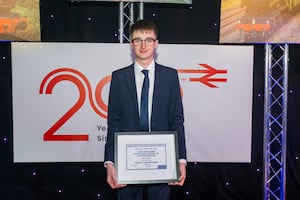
[12,42,253,163]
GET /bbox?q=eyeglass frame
[131,37,157,46]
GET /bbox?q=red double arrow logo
[177,64,227,88]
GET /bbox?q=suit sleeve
[169,70,187,160]
[104,71,120,162]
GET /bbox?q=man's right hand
[106,163,127,189]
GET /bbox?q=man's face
[130,29,158,66]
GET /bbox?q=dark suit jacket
[104,63,187,162]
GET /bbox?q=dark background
[1,0,300,199]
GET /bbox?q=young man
[104,19,187,200]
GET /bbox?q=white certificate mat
[115,131,179,184]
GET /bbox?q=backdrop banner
[12,42,253,163]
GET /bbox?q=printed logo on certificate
[114,131,179,184]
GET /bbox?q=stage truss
[263,44,288,200]
[118,2,144,43]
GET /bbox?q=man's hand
[106,163,127,189]
[168,163,186,186]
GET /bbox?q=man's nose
[140,41,147,47]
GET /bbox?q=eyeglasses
[131,38,156,46]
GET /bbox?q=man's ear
[155,39,159,48]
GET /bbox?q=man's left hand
[168,163,186,186]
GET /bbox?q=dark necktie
[140,70,149,131]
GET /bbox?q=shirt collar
[134,60,155,74]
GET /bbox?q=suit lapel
[125,65,139,115]
[152,64,163,119]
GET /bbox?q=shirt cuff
[179,159,187,165]
[104,161,114,168]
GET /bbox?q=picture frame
[114,131,179,184]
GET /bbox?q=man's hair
[130,19,158,39]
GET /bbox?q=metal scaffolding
[118,2,144,43]
[263,44,289,200]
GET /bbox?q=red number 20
[39,68,111,141]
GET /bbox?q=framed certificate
[114,131,179,184]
